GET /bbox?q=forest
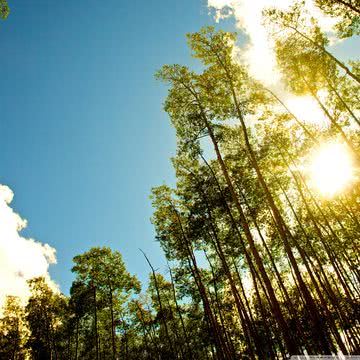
[0,0,359,359]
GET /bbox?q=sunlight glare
[309,142,354,196]
[286,95,328,126]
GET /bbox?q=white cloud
[208,0,291,84]
[207,0,338,126]
[0,184,58,309]
[208,0,338,85]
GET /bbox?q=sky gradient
[0,0,234,293]
[1,0,358,296]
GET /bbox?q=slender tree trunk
[224,70,333,352]
[141,250,175,358]
[171,204,231,360]
[265,87,318,141]
[328,0,360,14]
[74,317,79,360]
[93,285,99,360]
[135,301,161,358]
[205,251,238,360]
[287,25,360,84]
[108,286,117,360]
[198,152,296,355]
[298,70,360,164]
[168,265,194,360]
[199,109,298,354]
[325,76,360,127]
[183,164,262,358]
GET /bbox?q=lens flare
[309,142,354,196]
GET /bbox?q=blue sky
[0,0,236,293]
[0,1,358,295]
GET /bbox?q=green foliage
[0,0,9,20]
[314,0,360,38]
[71,247,141,359]
[0,296,27,359]
[72,246,141,295]
[2,0,359,358]
[25,277,67,359]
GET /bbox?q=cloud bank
[0,184,57,308]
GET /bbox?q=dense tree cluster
[1,0,359,358]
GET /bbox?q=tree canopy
[1,0,359,358]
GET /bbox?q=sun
[309,142,354,196]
